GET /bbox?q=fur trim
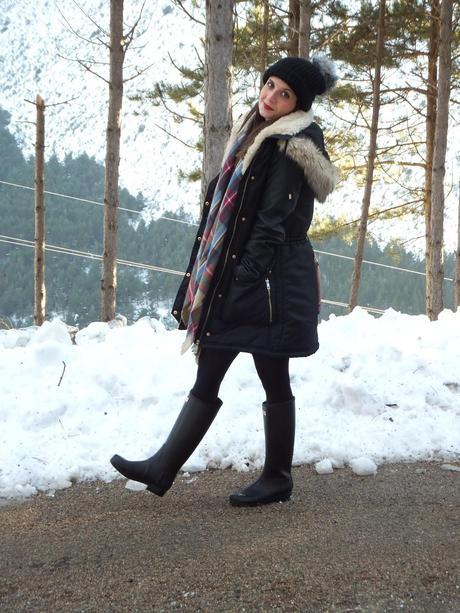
[224,109,338,201]
[242,109,314,173]
[279,137,339,202]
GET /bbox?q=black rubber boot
[110,393,222,496]
[229,397,295,506]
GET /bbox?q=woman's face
[258,76,297,120]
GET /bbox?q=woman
[111,56,339,506]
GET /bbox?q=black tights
[191,348,293,404]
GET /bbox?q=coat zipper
[198,164,254,343]
[265,275,273,323]
[314,256,321,314]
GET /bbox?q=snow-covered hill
[0,0,203,216]
[1,1,458,249]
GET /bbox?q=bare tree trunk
[428,0,453,321]
[455,181,460,311]
[101,0,125,321]
[298,0,311,58]
[260,0,270,79]
[288,0,300,56]
[425,0,440,316]
[349,0,385,312]
[201,0,234,201]
[34,94,46,326]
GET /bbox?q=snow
[441,464,460,473]
[1,2,459,251]
[0,308,459,500]
[315,459,334,475]
[0,0,204,217]
[349,457,378,476]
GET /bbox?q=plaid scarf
[181,128,247,355]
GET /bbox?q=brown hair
[235,98,300,161]
[235,104,280,161]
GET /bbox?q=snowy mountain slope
[0,0,203,216]
[0,1,458,249]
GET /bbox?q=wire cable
[0,179,198,225]
[0,234,382,314]
[0,235,184,276]
[321,298,385,315]
[314,249,451,279]
[1,178,452,280]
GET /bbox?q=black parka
[172,109,338,357]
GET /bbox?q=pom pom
[311,54,338,94]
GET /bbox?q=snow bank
[0,309,459,499]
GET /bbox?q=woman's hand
[234,254,262,283]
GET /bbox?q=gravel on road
[1,461,459,612]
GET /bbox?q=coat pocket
[222,274,274,325]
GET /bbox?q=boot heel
[146,483,167,497]
[276,491,292,503]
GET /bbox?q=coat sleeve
[235,144,305,282]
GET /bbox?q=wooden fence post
[34,94,46,326]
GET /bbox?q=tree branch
[172,0,205,27]
[76,59,109,84]
[154,86,201,124]
[124,0,147,49]
[382,85,427,96]
[343,159,426,171]
[398,234,426,247]
[328,105,368,130]
[56,6,108,49]
[317,19,351,50]
[57,52,109,66]
[58,361,66,386]
[317,198,425,235]
[193,45,204,70]
[70,0,109,37]
[153,123,198,149]
[123,62,154,83]
[378,141,425,154]
[24,96,78,107]
[377,157,424,192]
[379,160,426,168]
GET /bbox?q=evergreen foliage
[0,108,194,328]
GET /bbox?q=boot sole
[146,483,167,497]
[110,455,167,497]
[229,490,292,507]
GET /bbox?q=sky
[1,311,459,500]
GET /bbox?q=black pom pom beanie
[262,55,338,111]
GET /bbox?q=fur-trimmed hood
[225,109,339,203]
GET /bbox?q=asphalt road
[1,462,459,612]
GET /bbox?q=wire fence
[0,234,184,276]
[1,178,453,320]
